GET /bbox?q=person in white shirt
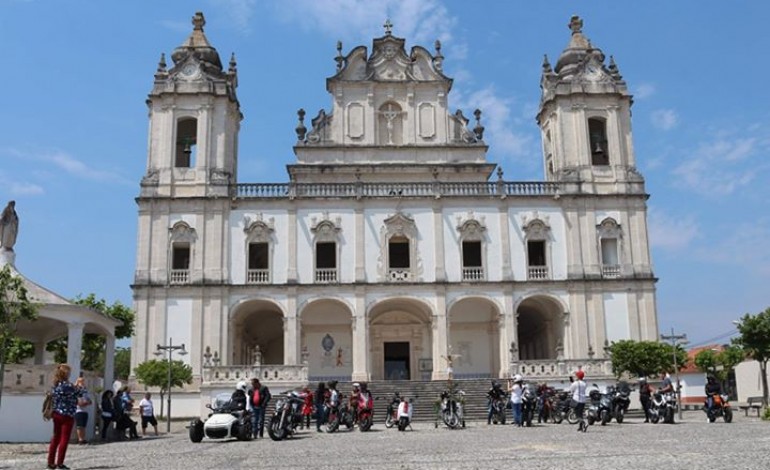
[509,375,524,427]
[139,392,159,436]
[569,370,587,432]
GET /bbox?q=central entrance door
[384,342,410,380]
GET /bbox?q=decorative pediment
[382,212,417,238]
[521,212,551,240]
[169,221,197,243]
[456,212,487,240]
[310,212,342,242]
[244,213,275,242]
[596,217,622,238]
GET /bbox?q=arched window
[588,117,609,166]
[175,118,198,168]
[522,216,551,281]
[379,212,421,282]
[244,214,275,284]
[456,212,487,281]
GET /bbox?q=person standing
[100,390,115,440]
[570,370,588,432]
[509,375,524,427]
[73,377,92,445]
[638,377,653,423]
[249,378,271,439]
[139,392,159,436]
[300,386,314,429]
[314,382,327,432]
[47,363,82,470]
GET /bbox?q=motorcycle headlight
[275,399,285,411]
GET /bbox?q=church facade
[131,13,658,387]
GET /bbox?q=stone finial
[496,167,504,181]
[383,18,393,36]
[335,40,344,71]
[228,53,237,73]
[157,53,167,73]
[608,55,622,79]
[568,15,583,34]
[192,11,206,31]
[542,54,552,73]
[295,108,307,141]
[434,39,442,56]
[473,109,485,140]
[433,39,444,71]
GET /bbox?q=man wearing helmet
[230,381,249,412]
[704,375,722,416]
[570,370,587,432]
[486,380,505,425]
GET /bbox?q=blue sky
[1,1,768,349]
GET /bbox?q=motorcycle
[357,392,374,432]
[521,385,537,427]
[490,394,507,425]
[650,391,676,424]
[551,391,579,424]
[435,389,465,429]
[705,393,733,423]
[385,396,401,429]
[267,391,304,441]
[608,384,631,424]
[585,387,602,425]
[189,393,252,443]
[325,397,355,433]
[397,399,413,431]
[597,387,613,425]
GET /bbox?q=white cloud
[648,207,699,251]
[651,109,678,130]
[0,172,44,197]
[210,0,258,35]
[697,218,770,277]
[634,83,656,99]
[1,147,130,186]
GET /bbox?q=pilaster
[351,289,370,381]
[431,289,448,380]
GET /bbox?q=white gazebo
[1,257,121,442]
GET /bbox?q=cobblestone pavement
[2,412,769,470]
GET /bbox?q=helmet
[491,380,500,388]
[236,380,249,392]
[513,374,523,383]
[575,370,585,380]
[352,382,360,389]
[638,377,647,383]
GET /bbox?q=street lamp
[154,337,187,433]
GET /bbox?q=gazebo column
[103,334,116,392]
[66,322,84,379]
[34,339,47,365]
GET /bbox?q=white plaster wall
[412,209,435,281]
[229,210,289,284]
[166,298,193,365]
[449,327,494,376]
[680,372,706,402]
[304,329,353,379]
[735,360,770,403]
[169,213,197,228]
[603,292,630,341]
[0,394,54,442]
[509,206,567,280]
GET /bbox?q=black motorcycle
[609,383,631,424]
[490,394,507,425]
[267,392,304,441]
[521,385,538,427]
[598,387,613,425]
[551,391,579,424]
[585,388,602,425]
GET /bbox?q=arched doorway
[448,297,500,379]
[369,298,433,381]
[300,299,353,381]
[230,300,284,365]
[516,296,564,360]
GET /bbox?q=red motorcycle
[358,391,374,432]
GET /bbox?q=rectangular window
[527,241,546,266]
[588,118,609,166]
[175,118,198,168]
[388,237,410,269]
[462,241,482,267]
[172,244,190,270]
[601,238,619,265]
[248,242,269,270]
[316,242,336,269]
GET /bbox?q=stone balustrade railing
[2,364,102,393]
[202,365,308,385]
[512,359,613,378]
[235,181,562,199]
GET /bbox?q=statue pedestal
[0,249,15,267]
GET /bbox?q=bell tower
[141,11,241,198]
[537,16,643,194]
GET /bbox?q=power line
[687,329,739,349]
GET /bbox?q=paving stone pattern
[2,412,769,469]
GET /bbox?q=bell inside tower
[175,118,198,168]
[588,118,609,166]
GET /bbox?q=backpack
[42,391,54,421]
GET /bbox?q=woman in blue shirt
[47,363,83,470]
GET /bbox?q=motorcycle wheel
[587,415,596,426]
[237,417,252,441]
[526,411,532,427]
[651,412,660,424]
[443,410,460,429]
[600,410,610,425]
[567,409,579,425]
[326,414,339,433]
[664,407,675,424]
[498,410,506,425]
[268,415,287,441]
[553,413,563,424]
[615,408,624,424]
[724,408,733,423]
[359,416,372,432]
[385,414,395,429]
[189,419,204,443]
[398,417,408,431]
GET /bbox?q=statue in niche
[0,201,19,251]
[378,103,403,145]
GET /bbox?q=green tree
[0,264,38,408]
[608,340,687,379]
[4,337,34,363]
[114,347,131,381]
[47,294,135,373]
[733,307,770,407]
[134,359,193,418]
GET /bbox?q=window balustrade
[601,264,621,278]
[527,266,549,280]
[247,269,270,284]
[315,268,338,283]
[462,267,485,281]
[170,269,190,284]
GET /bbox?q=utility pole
[154,337,187,433]
[661,328,688,420]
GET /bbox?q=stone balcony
[512,359,613,379]
[201,364,308,386]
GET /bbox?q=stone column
[433,204,445,281]
[67,322,84,379]
[499,292,515,378]
[34,339,47,365]
[284,294,298,365]
[499,203,513,281]
[103,334,116,394]
[287,209,298,283]
[355,207,366,282]
[351,290,369,381]
[431,291,448,380]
